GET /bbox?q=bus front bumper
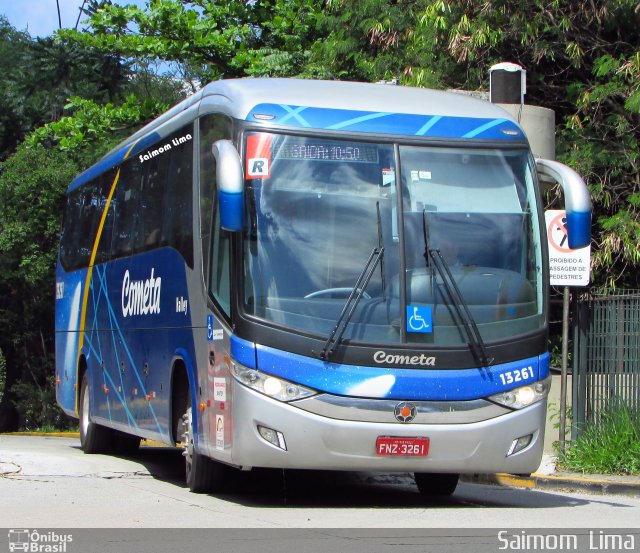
[226,381,546,475]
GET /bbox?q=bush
[558,401,640,475]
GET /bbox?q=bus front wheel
[79,372,112,454]
[414,472,459,497]
[181,403,228,493]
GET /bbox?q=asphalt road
[1,435,639,529]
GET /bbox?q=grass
[7,424,79,434]
[558,401,640,475]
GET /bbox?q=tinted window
[60,170,117,271]
[60,126,195,271]
[199,114,233,316]
[111,126,194,266]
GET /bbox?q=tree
[27,94,167,164]
[0,144,79,430]
[0,96,167,431]
[414,0,640,287]
[0,16,134,161]
[0,17,35,161]
[315,0,640,288]
[61,0,326,82]
[308,0,450,85]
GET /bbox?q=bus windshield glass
[242,132,544,347]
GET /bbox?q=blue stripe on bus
[230,335,257,369]
[249,104,524,141]
[238,340,548,401]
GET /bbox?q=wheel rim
[81,381,89,438]
[182,407,194,480]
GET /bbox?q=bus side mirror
[535,158,592,249]
[212,139,244,232]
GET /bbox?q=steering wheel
[304,287,371,299]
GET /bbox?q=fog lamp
[507,434,533,456]
[257,425,287,450]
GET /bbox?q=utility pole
[56,0,62,30]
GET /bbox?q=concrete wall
[497,103,556,160]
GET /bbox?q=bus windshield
[242,132,544,347]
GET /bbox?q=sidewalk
[462,454,640,497]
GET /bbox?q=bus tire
[79,372,112,454]
[414,472,459,497]
[182,403,228,493]
[111,430,141,455]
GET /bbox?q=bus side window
[95,170,118,265]
[134,149,168,253]
[111,159,142,258]
[210,207,231,316]
[59,189,83,270]
[164,125,194,268]
[199,114,233,317]
[61,182,102,269]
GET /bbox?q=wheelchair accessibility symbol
[207,314,214,341]
[406,305,433,333]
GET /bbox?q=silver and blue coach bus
[55,78,591,495]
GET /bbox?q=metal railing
[573,290,640,437]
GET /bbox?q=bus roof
[200,78,510,121]
[68,78,526,192]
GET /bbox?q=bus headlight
[231,363,317,402]
[489,376,551,409]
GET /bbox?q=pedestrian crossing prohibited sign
[545,210,591,287]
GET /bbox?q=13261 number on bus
[499,366,534,386]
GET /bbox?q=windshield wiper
[318,203,386,361]
[318,246,384,360]
[376,201,386,301]
[422,211,494,367]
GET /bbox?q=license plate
[376,436,430,457]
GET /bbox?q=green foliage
[61,0,325,81]
[127,61,190,105]
[0,144,78,287]
[0,17,32,161]
[310,0,447,85]
[0,143,79,430]
[11,376,72,431]
[241,0,324,77]
[0,95,165,430]
[561,48,640,288]
[412,1,640,288]
[0,15,133,161]
[558,401,640,475]
[0,18,174,431]
[27,95,167,165]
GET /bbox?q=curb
[463,472,640,497]
[1,432,167,447]
[2,431,80,438]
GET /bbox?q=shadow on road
[109,445,596,510]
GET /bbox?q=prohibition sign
[547,212,572,253]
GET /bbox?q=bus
[55,78,591,496]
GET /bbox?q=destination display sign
[275,139,379,163]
